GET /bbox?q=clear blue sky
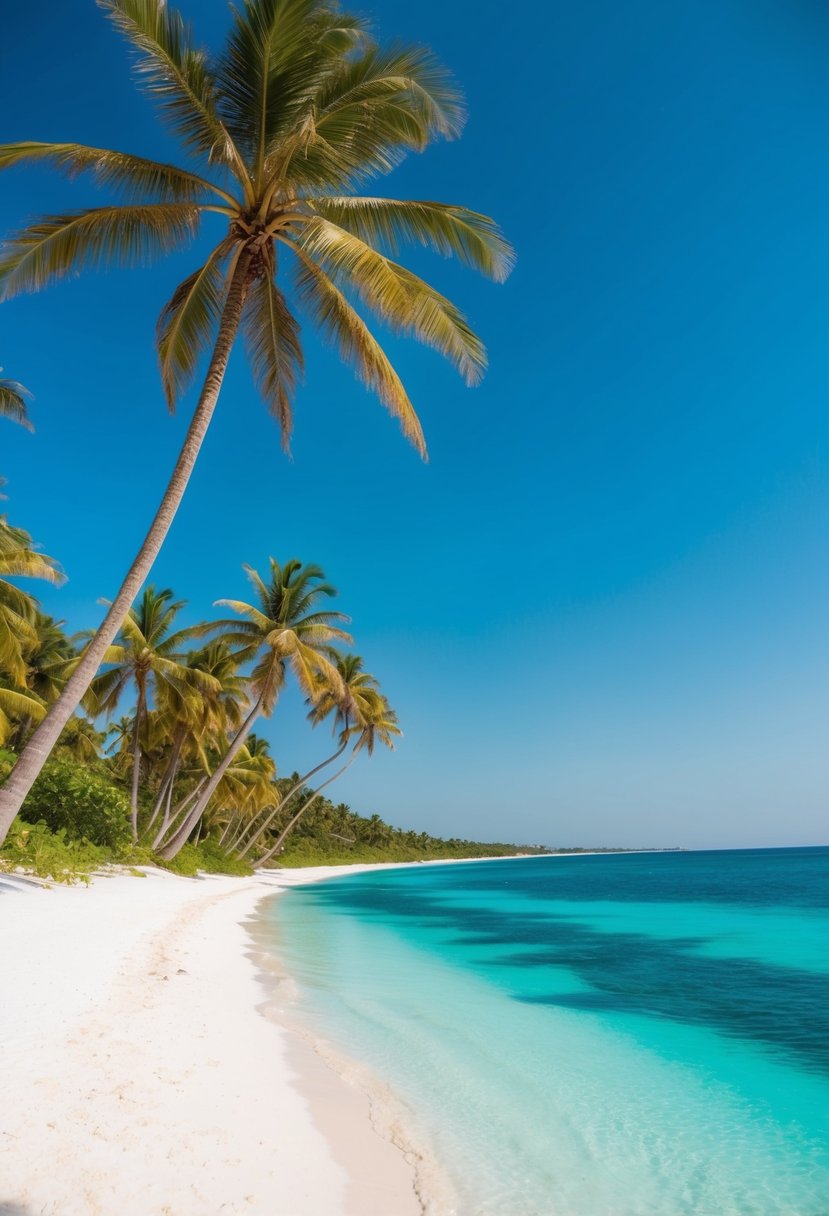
[2,0,828,849]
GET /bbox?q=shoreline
[0,857,510,1215]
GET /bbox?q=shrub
[157,843,202,877]
[156,839,253,877]
[20,758,132,850]
[197,837,253,876]
[0,819,107,884]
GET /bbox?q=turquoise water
[264,850,829,1215]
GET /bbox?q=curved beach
[0,867,428,1216]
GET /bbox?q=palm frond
[288,637,344,699]
[220,1,369,181]
[218,0,319,177]
[153,658,221,696]
[84,665,131,717]
[0,541,64,584]
[0,686,46,746]
[98,0,247,180]
[0,204,201,300]
[157,239,234,409]
[0,374,34,431]
[281,44,465,189]
[293,247,425,454]
[0,141,236,206]
[241,269,303,447]
[291,217,486,384]
[306,197,514,283]
[212,600,275,632]
[0,607,38,686]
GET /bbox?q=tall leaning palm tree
[0,0,512,841]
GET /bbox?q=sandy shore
[0,863,448,1216]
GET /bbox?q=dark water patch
[302,850,829,1075]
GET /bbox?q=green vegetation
[0,749,547,883]
[0,820,107,885]
[0,0,512,839]
[16,758,133,851]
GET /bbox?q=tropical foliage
[0,369,33,431]
[0,512,66,748]
[0,0,512,837]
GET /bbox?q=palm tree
[0,684,45,749]
[256,689,400,866]
[7,614,75,749]
[157,557,350,859]
[0,517,64,687]
[0,370,33,431]
[209,735,277,848]
[55,715,106,763]
[85,585,215,838]
[0,0,512,841]
[23,615,75,704]
[105,714,135,767]
[148,638,251,846]
[235,651,379,857]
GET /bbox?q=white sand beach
[0,865,436,1216]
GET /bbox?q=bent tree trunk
[129,686,146,841]
[256,751,357,868]
[153,774,205,851]
[157,694,264,860]
[0,249,253,847]
[144,728,184,837]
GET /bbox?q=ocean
[261,849,829,1215]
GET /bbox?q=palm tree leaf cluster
[0,0,513,456]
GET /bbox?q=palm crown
[211,557,352,712]
[0,0,512,454]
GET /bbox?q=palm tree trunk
[143,730,184,837]
[0,248,254,846]
[157,694,264,860]
[152,767,198,851]
[169,775,206,821]
[129,688,145,840]
[225,815,250,852]
[236,738,349,857]
[256,751,357,868]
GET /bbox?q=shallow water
[262,849,829,1215]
